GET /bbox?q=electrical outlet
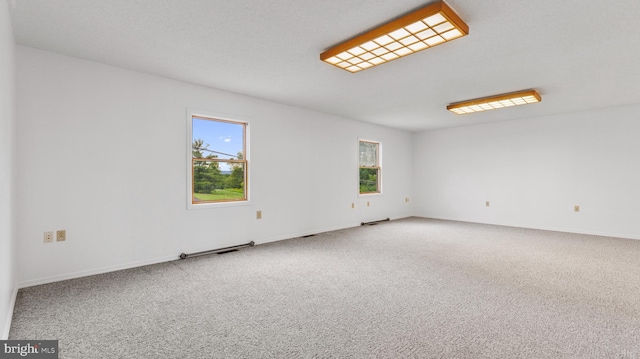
[486,201,490,207]
[256,210,262,219]
[405,198,410,203]
[574,205,580,212]
[44,231,53,243]
[56,230,66,242]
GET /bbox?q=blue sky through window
[193,117,244,171]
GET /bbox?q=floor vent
[179,241,255,259]
[217,249,238,255]
[361,218,390,226]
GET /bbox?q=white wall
[15,46,413,286]
[0,2,16,339]
[413,105,640,239]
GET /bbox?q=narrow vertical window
[359,140,380,194]
[191,115,247,204]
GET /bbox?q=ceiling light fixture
[447,89,542,115]
[320,1,468,73]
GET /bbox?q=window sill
[358,192,382,198]
[187,200,251,210]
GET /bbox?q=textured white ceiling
[8,0,640,131]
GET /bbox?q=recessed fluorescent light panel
[320,1,468,73]
[447,89,542,115]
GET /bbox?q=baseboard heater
[179,241,255,260]
[361,218,390,226]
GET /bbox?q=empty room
[1,0,639,358]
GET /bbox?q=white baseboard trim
[255,216,410,246]
[17,255,178,289]
[417,216,640,241]
[2,286,18,340]
[16,216,412,290]
[246,222,361,247]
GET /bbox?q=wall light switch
[367,201,370,207]
[486,201,490,207]
[56,230,66,241]
[256,210,262,219]
[405,198,410,203]
[574,205,580,212]
[351,203,355,209]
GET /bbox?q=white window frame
[358,138,382,197]
[187,109,250,209]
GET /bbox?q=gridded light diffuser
[447,89,542,115]
[320,1,468,73]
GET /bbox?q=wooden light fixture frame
[447,89,542,115]
[320,1,469,72]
